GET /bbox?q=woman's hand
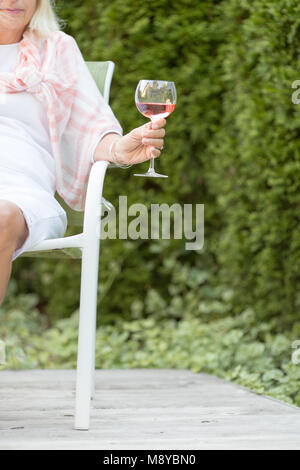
[113,118,166,165]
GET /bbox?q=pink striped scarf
[0,29,122,211]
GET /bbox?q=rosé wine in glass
[136,102,176,120]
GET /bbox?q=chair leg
[74,240,99,430]
[91,327,96,400]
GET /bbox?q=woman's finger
[142,128,165,139]
[149,147,161,159]
[151,118,166,129]
[142,138,164,148]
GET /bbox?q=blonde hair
[26,0,66,38]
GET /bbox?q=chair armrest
[83,160,109,236]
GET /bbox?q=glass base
[134,170,168,178]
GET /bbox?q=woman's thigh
[12,212,67,261]
[0,200,29,252]
[0,190,68,261]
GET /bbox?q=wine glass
[134,79,177,178]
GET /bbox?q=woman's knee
[0,201,29,252]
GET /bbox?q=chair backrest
[54,61,115,227]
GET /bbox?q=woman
[0,0,166,304]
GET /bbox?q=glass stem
[149,117,157,173]
[149,158,155,173]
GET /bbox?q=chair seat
[20,247,83,259]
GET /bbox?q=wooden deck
[0,369,300,449]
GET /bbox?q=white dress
[0,41,68,261]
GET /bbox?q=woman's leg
[0,200,29,306]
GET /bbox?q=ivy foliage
[1,273,300,407]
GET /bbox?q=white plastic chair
[20,61,118,430]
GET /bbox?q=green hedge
[204,0,300,322]
[13,0,221,322]
[12,0,300,329]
